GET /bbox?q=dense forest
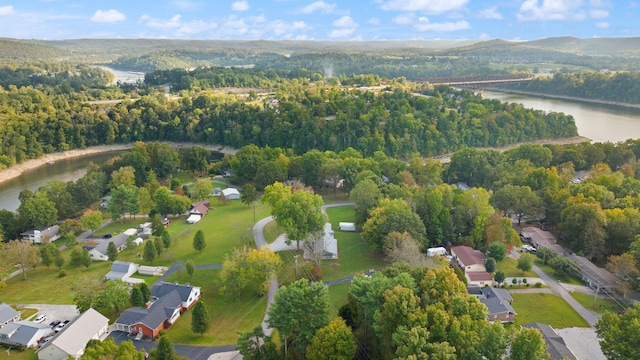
[0,65,577,169]
[502,71,640,105]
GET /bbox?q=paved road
[510,251,600,326]
[17,304,79,324]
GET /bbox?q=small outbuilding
[338,222,356,232]
[222,188,241,200]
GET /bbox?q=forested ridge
[503,71,640,105]
[0,65,577,169]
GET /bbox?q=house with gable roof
[20,225,61,244]
[451,245,493,286]
[87,228,137,261]
[0,321,52,348]
[0,303,21,328]
[37,308,109,360]
[478,286,517,323]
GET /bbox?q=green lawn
[496,258,537,278]
[327,282,351,319]
[511,293,590,328]
[94,217,146,236]
[163,269,266,346]
[534,260,585,285]
[263,221,279,244]
[570,292,623,314]
[0,347,37,360]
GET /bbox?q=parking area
[20,304,79,326]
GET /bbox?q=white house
[105,261,139,282]
[38,308,109,360]
[0,303,21,328]
[150,282,201,311]
[88,228,137,261]
[138,222,152,236]
[20,225,61,244]
[0,321,52,349]
[221,187,241,200]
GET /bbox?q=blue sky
[0,0,637,41]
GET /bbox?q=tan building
[37,308,108,360]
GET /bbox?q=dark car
[49,320,61,328]
[102,234,112,239]
[63,320,70,324]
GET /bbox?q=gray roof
[480,287,517,316]
[93,233,128,256]
[116,290,182,330]
[0,320,51,347]
[41,308,108,356]
[522,323,577,360]
[151,282,196,303]
[570,254,618,290]
[0,303,19,324]
[105,261,137,280]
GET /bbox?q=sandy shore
[0,142,238,186]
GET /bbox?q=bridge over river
[415,74,533,87]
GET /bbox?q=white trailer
[338,222,356,231]
[427,247,447,257]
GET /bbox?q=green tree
[81,338,146,360]
[494,270,505,285]
[18,191,58,229]
[241,183,258,222]
[71,276,101,313]
[156,336,175,360]
[486,242,507,262]
[143,239,156,264]
[517,253,534,274]
[108,184,139,221]
[154,237,164,256]
[306,317,357,360]
[192,179,211,200]
[2,240,39,280]
[54,251,65,269]
[362,198,427,251]
[350,178,383,227]
[40,243,59,268]
[374,285,427,356]
[80,209,103,233]
[151,213,165,236]
[191,301,210,336]
[107,241,118,261]
[267,279,330,358]
[237,326,279,360]
[509,327,546,360]
[130,286,145,307]
[193,229,206,253]
[95,280,130,314]
[161,230,171,249]
[185,259,195,278]
[596,302,640,360]
[137,187,154,217]
[548,256,578,276]
[139,282,151,303]
[219,246,283,298]
[263,182,325,249]
[484,257,497,273]
[80,248,91,268]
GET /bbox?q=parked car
[49,320,61,328]
[63,319,70,324]
[54,323,66,332]
[34,314,47,323]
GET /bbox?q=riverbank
[0,143,238,186]
[486,87,640,111]
[432,135,591,164]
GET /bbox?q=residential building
[466,271,494,287]
[187,200,210,224]
[20,225,61,244]
[221,188,241,200]
[104,261,143,285]
[150,282,201,310]
[451,245,487,272]
[0,321,52,348]
[37,308,109,360]
[478,286,517,323]
[87,228,137,261]
[522,323,577,360]
[0,303,21,328]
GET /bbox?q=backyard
[511,293,590,328]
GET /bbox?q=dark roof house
[522,323,577,360]
[0,303,21,328]
[479,286,517,323]
[114,290,183,339]
[0,320,52,348]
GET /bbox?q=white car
[522,244,536,253]
[54,323,66,332]
[33,314,47,323]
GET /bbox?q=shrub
[58,270,66,277]
[522,278,528,284]
[535,282,542,288]
[512,278,518,285]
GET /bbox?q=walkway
[510,250,600,326]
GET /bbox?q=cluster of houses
[0,303,109,360]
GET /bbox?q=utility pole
[293,254,299,280]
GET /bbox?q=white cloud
[299,1,337,14]
[0,5,14,16]
[414,17,470,31]
[590,9,608,18]
[379,0,468,13]
[478,7,503,20]
[328,27,356,38]
[333,15,358,28]
[368,17,380,24]
[232,1,250,11]
[393,13,415,25]
[139,14,183,28]
[517,0,587,21]
[91,9,125,23]
[596,21,609,28]
[270,19,309,37]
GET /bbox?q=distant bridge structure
[414,74,533,87]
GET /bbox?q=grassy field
[511,293,590,328]
[570,292,623,314]
[534,260,585,285]
[496,258,537,278]
[327,282,351,319]
[0,348,36,360]
[263,221,279,244]
[163,269,266,346]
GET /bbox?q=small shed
[338,222,356,232]
[222,188,241,200]
[132,237,143,246]
[186,214,201,224]
[138,266,168,276]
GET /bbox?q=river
[0,151,123,212]
[483,90,640,143]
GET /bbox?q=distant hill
[0,38,69,62]
[525,36,640,57]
